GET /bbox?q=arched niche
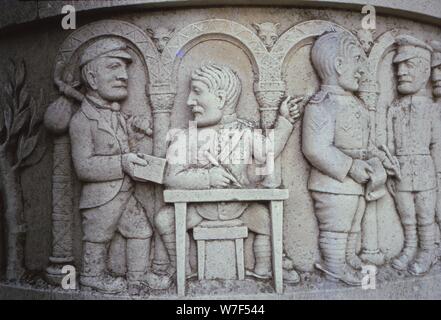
[55,19,161,93]
[160,19,274,92]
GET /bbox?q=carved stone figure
[252,22,280,50]
[387,35,441,276]
[146,27,175,53]
[69,38,169,294]
[155,63,301,285]
[431,40,441,257]
[356,29,375,54]
[432,41,441,103]
[302,31,397,286]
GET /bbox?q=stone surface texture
[0,0,441,299]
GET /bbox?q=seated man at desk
[155,63,302,284]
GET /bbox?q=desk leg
[175,202,187,297]
[270,200,283,294]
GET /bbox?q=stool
[193,219,248,280]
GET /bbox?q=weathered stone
[1,0,441,300]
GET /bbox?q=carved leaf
[28,91,43,136]
[18,129,40,162]
[20,129,46,168]
[18,86,30,114]
[10,108,30,137]
[3,99,13,136]
[16,134,26,165]
[15,59,26,93]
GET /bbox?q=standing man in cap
[70,37,169,294]
[302,31,396,286]
[431,40,441,257]
[387,35,441,275]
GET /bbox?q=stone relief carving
[1,12,441,299]
[146,27,175,53]
[432,40,441,258]
[302,31,398,285]
[155,63,302,291]
[69,37,170,295]
[252,22,280,51]
[0,59,46,281]
[387,35,440,276]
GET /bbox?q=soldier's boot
[126,238,171,294]
[80,242,126,294]
[391,225,417,271]
[408,224,438,276]
[346,232,363,270]
[162,233,195,281]
[315,231,363,286]
[282,254,300,284]
[247,235,272,279]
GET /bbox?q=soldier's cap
[393,35,432,64]
[80,38,132,67]
[430,40,441,68]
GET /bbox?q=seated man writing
[155,63,302,284]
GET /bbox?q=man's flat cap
[393,35,432,64]
[80,38,132,67]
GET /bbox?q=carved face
[432,65,441,97]
[147,27,174,53]
[187,80,224,127]
[396,57,431,95]
[85,57,129,102]
[357,29,374,53]
[253,22,279,50]
[336,45,364,92]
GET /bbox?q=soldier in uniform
[70,38,169,293]
[387,35,441,275]
[155,63,302,284]
[431,40,441,257]
[302,31,396,285]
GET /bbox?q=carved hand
[209,166,237,188]
[279,96,303,124]
[349,159,373,184]
[122,153,148,179]
[386,178,397,197]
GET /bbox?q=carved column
[44,93,78,284]
[45,134,74,284]
[358,80,385,265]
[254,81,285,188]
[149,85,176,272]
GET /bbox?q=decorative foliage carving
[0,59,46,281]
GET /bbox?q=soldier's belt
[396,152,430,156]
[340,149,368,160]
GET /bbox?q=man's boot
[126,238,171,294]
[315,231,363,286]
[346,232,363,270]
[246,235,272,279]
[282,253,300,284]
[80,242,126,294]
[408,224,438,276]
[162,232,194,282]
[391,224,418,271]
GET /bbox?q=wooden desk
[163,188,289,296]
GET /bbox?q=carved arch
[366,30,397,85]
[55,19,160,91]
[160,19,274,92]
[271,20,357,82]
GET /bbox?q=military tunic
[158,113,293,234]
[386,94,441,226]
[302,85,383,233]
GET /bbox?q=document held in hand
[133,154,167,184]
